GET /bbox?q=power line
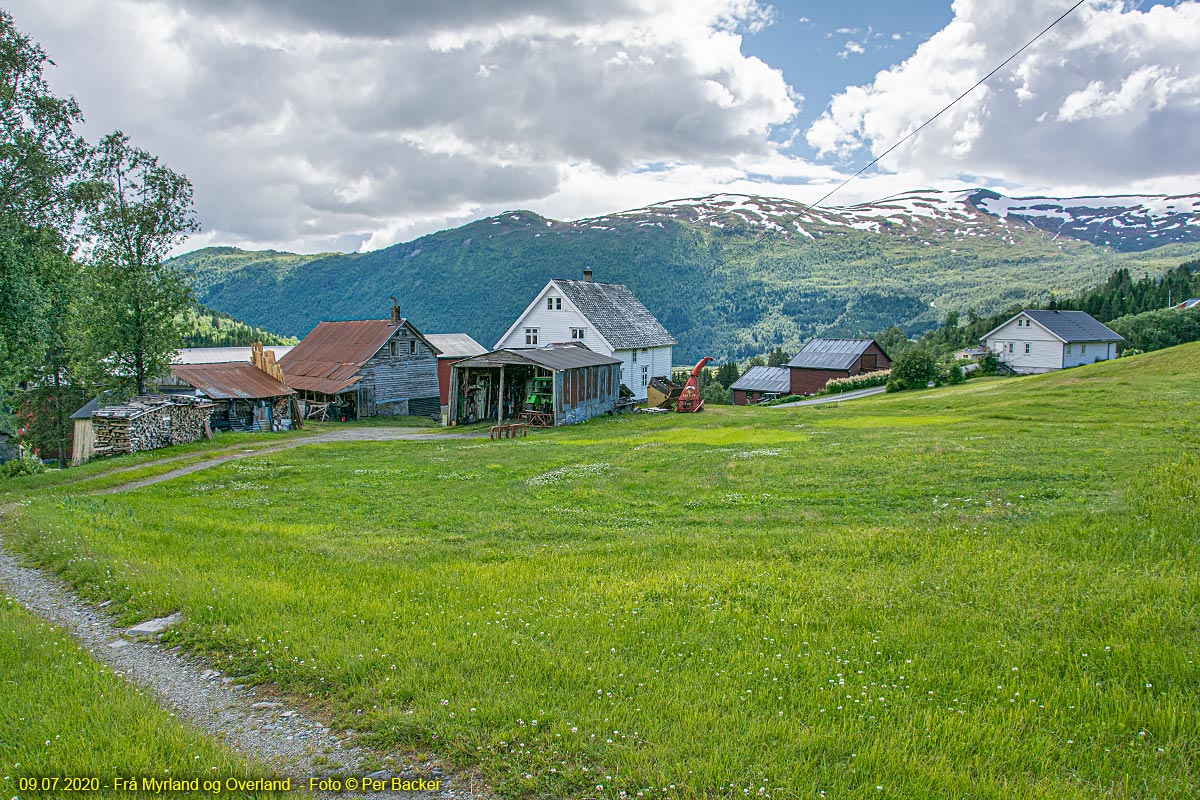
[713,0,1088,266]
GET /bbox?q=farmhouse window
[641,365,648,387]
[1008,343,1014,353]
[1080,343,1087,354]
[632,350,638,363]
[571,327,585,340]
[546,297,561,311]
[1024,343,1030,354]
[410,339,417,354]
[390,341,398,357]
[525,327,539,345]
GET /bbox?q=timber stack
[91,395,215,458]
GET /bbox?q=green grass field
[6,346,1200,799]
[0,599,284,798]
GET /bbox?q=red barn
[786,338,890,396]
[425,334,488,413]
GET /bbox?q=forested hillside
[174,194,1200,364]
[179,304,297,348]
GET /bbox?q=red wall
[437,359,458,406]
[789,368,845,396]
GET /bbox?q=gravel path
[0,425,496,798]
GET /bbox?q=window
[390,341,397,357]
[546,297,561,311]
[1024,343,1030,354]
[570,327,585,340]
[1008,343,1014,353]
[1066,345,1072,354]
[641,365,649,387]
[632,350,638,363]
[525,327,539,345]
[409,339,417,355]
[1080,343,1087,354]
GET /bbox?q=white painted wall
[1063,340,1117,368]
[615,345,673,400]
[983,316,1063,374]
[496,286,608,353]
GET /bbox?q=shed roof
[983,310,1123,343]
[91,395,213,420]
[70,397,102,420]
[550,280,676,349]
[171,362,295,400]
[174,346,293,364]
[730,366,791,393]
[787,339,878,371]
[453,343,622,372]
[425,333,487,359]
[279,318,441,395]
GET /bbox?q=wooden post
[497,366,505,424]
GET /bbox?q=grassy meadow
[6,345,1200,798]
[0,599,284,798]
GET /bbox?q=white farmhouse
[495,269,676,400]
[981,309,1123,374]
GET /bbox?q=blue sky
[8,0,1199,252]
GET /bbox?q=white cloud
[5,0,802,253]
[806,0,1200,190]
[838,40,865,58]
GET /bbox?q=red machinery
[676,356,712,412]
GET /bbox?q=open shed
[449,344,622,427]
[168,361,299,432]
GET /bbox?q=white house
[495,269,676,400]
[981,309,1123,374]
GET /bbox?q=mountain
[174,190,1200,363]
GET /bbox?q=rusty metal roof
[171,362,295,400]
[279,319,388,395]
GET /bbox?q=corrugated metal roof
[730,366,791,393]
[552,280,676,349]
[983,310,1123,343]
[426,333,487,359]
[279,318,440,395]
[787,339,876,371]
[171,362,295,400]
[174,346,293,364]
[454,344,622,372]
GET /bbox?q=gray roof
[70,397,102,420]
[787,339,877,371]
[425,333,487,359]
[454,343,622,372]
[987,310,1123,343]
[552,280,676,349]
[730,366,791,393]
[1179,298,1200,309]
[174,346,293,364]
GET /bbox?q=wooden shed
[449,344,622,427]
[730,366,791,405]
[425,333,488,416]
[167,361,299,431]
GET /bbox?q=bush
[823,369,891,395]
[4,451,46,478]
[889,349,938,391]
[944,363,965,384]
[885,378,907,393]
[760,394,805,406]
[978,352,1002,375]
[700,383,732,405]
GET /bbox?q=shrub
[700,383,732,405]
[4,451,46,478]
[823,369,891,395]
[885,378,907,393]
[890,349,938,391]
[978,352,1002,375]
[944,363,965,384]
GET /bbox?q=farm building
[786,339,891,395]
[495,268,675,402]
[449,343,622,427]
[166,344,299,432]
[174,345,294,364]
[1174,298,1200,310]
[74,395,214,463]
[279,302,442,420]
[425,333,488,416]
[730,366,790,405]
[981,310,1123,374]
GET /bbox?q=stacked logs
[91,395,214,457]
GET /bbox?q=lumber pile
[251,341,284,381]
[90,395,214,458]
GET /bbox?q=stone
[107,639,129,650]
[252,701,284,709]
[126,612,183,636]
[200,669,220,680]
[365,770,390,781]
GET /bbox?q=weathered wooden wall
[555,364,620,425]
[359,324,441,416]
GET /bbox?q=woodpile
[91,395,214,458]
[251,341,284,381]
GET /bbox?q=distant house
[1174,298,1200,310]
[425,333,488,415]
[786,338,891,396]
[730,366,790,405]
[279,302,441,420]
[955,347,988,360]
[981,309,1122,374]
[494,268,675,401]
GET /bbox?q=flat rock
[107,639,129,650]
[252,701,284,709]
[200,669,220,680]
[126,612,183,636]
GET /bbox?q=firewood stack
[91,395,215,457]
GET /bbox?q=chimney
[390,296,402,323]
[583,267,593,282]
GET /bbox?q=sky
[7,0,1199,254]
